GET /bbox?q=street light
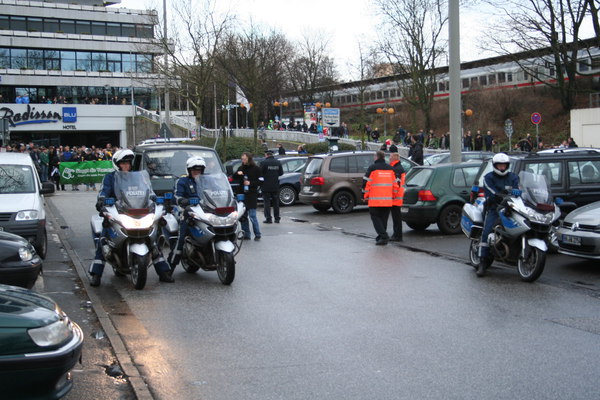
[103,84,111,105]
[273,100,288,127]
[376,107,395,136]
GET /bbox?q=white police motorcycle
[91,170,166,290]
[461,171,560,282]
[176,173,245,285]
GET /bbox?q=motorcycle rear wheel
[216,251,235,285]
[469,239,480,268]
[518,247,546,282]
[130,254,148,290]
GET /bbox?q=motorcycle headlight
[16,210,39,221]
[119,214,155,230]
[19,246,34,261]
[526,209,552,224]
[202,212,239,227]
[28,317,72,347]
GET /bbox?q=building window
[76,20,91,35]
[122,53,135,73]
[60,19,76,34]
[122,23,135,37]
[107,53,122,72]
[28,49,44,69]
[91,21,106,36]
[107,22,121,36]
[61,51,76,70]
[44,18,59,33]
[0,15,8,30]
[11,16,26,31]
[0,48,9,69]
[91,52,107,71]
[44,50,60,70]
[27,17,43,32]
[11,48,27,69]
[76,52,92,71]
[137,24,153,38]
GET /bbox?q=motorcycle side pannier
[461,203,483,239]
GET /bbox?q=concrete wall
[571,108,600,147]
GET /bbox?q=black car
[0,231,42,289]
[473,149,600,211]
[132,143,225,195]
[0,284,84,399]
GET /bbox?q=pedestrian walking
[261,150,283,224]
[389,152,405,242]
[362,151,400,245]
[234,152,263,241]
[408,135,424,165]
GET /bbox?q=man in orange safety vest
[363,151,401,245]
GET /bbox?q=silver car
[557,200,600,259]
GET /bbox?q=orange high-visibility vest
[390,160,405,206]
[364,169,399,207]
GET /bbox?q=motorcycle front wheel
[517,247,546,282]
[469,239,480,268]
[130,253,148,290]
[216,251,235,285]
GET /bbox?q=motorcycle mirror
[105,197,115,206]
[164,192,173,200]
[156,197,164,204]
[189,197,199,206]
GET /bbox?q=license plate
[401,206,409,213]
[562,234,581,246]
[302,186,312,193]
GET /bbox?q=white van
[0,153,55,258]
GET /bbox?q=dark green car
[401,161,484,234]
[0,284,83,399]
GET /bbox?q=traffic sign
[531,112,542,125]
[322,108,340,127]
[504,118,513,137]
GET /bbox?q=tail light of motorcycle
[418,190,437,202]
[309,177,325,185]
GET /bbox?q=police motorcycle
[176,172,245,285]
[461,171,560,282]
[91,170,166,290]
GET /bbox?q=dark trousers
[391,206,403,239]
[263,191,280,221]
[369,207,391,240]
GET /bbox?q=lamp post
[376,107,395,137]
[104,84,111,105]
[273,100,288,128]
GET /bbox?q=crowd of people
[1,141,120,191]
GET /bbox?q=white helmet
[186,156,206,173]
[492,153,510,176]
[112,149,134,170]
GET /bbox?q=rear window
[0,165,35,194]
[329,157,347,173]
[522,161,561,186]
[304,158,323,175]
[568,160,600,184]
[405,168,433,187]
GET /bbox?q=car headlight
[28,318,72,347]
[19,246,34,261]
[16,210,39,221]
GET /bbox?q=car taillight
[228,176,233,182]
[418,190,436,201]
[309,177,325,185]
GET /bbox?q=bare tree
[216,24,292,148]
[283,35,338,104]
[376,0,448,133]
[152,0,232,129]
[485,0,593,112]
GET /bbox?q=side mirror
[104,197,116,206]
[40,181,55,195]
[189,197,199,206]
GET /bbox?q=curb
[45,196,154,400]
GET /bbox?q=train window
[592,56,600,69]
[579,59,590,72]
[390,89,396,97]
[488,74,496,84]
[462,78,470,88]
[377,91,383,99]
[549,67,555,76]
[383,90,389,98]
[498,72,506,83]
[479,76,487,86]
[507,72,513,82]
[470,77,478,86]
[352,95,358,102]
[438,82,445,91]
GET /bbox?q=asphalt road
[48,191,600,399]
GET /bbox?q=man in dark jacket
[408,135,424,165]
[235,152,263,240]
[261,151,283,223]
[484,131,494,151]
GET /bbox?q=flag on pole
[235,84,250,109]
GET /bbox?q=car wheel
[34,229,47,259]
[406,221,429,231]
[312,204,330,212]
[331,190,355,214]
[437,204,463,234]
[279,185,297,206]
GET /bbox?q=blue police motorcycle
[461,171,560,282]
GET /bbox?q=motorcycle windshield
[194,173,235,209]
[114,170,154,209]
[518,171,553,208]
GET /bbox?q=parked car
[0,152,55,259]
[472,150,600,211]
[401,161,483,234]
[299,151,417,213]
[0,231,42,289]
[132,143,225,195]
[424,151,494,165]
[557,200,600,259]
[0,284,84,399]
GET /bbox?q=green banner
[58,161,113,184]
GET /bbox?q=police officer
[363,151,400,245]
[261,150,283,223]
[477,153,520,277]
[89,149,174,286]
[168,156,206,269]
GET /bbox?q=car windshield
[518,171,553,206]
[113,170,154,209]
[0,165,35,194]
[405,168,433,187]
[144,149,222,177]
[194,173,235,208]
